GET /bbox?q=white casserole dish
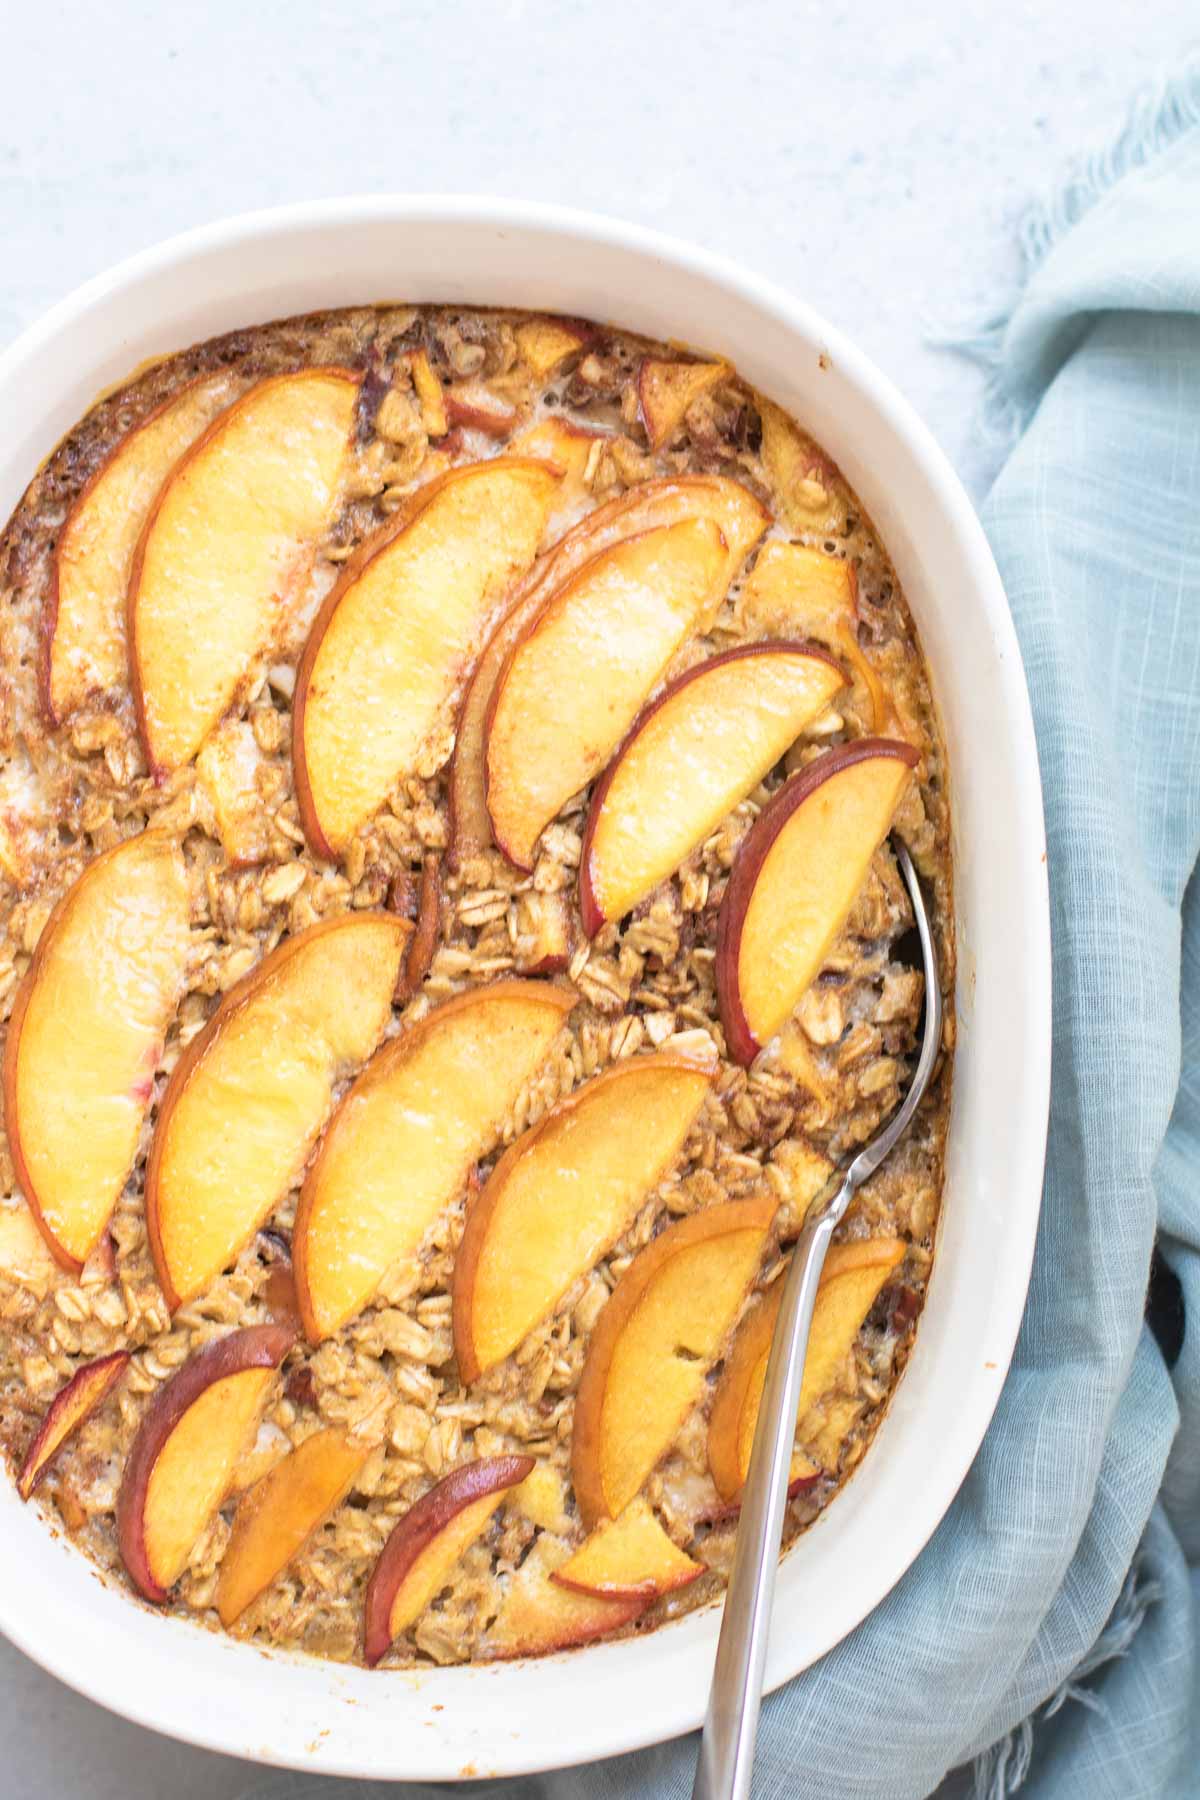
[0,196,1051,1782]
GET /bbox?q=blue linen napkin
[246,64,1200,1800]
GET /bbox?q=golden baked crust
[0,305,952,1665]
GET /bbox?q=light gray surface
[1,2,1194,1794]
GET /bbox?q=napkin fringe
[937,57,1200,445]
[970,1565,1164,1797]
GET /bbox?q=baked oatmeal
[0,304,953,1667]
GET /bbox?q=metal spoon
[692,840,943,1800]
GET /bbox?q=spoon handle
[691,1195,843,1800]
[692,842,940,1798]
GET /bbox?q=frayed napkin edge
[970,1563,1165,1798]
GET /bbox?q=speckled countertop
[1,1,1195,1794]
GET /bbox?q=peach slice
[485,518,728,870]
[485,1533,645,1660]
[772,1137,839,1236]
[444,381,518,437]
[551,1497,703,1599]
[217,1425,370,1626]
[807,1394,864,1474]
[129,368,358,776]
[509,416,604,534]
[510,415,601,483]
[572,1195,776,1526]
[403,349,449,438]
[399,853,442,998]
[579,643,845,934]
[756,395,843,532]
[514,317,594,378]
[3,832,192,1270]
[196,718,273,867]
[512,1462,572,1534]
[776,1019,831,1107]
[43,371,240,725]
[258,1230,304,1334]
[639,357,732,451]
[448,579,560,868]
[513,889,575,975]
[293,457,559,859]
[448,475,769,866]
[294,981,573,1343]
[740,541,888,730]
[18,1351,130,1499]
[363,1455,532,1665]
[707,1238,906,1499]
[454,1050,716,1382]
[117,1322,295,1602]
[716,739,918,1066]
[146,913,409,1312]
[773,1138,837,1208]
